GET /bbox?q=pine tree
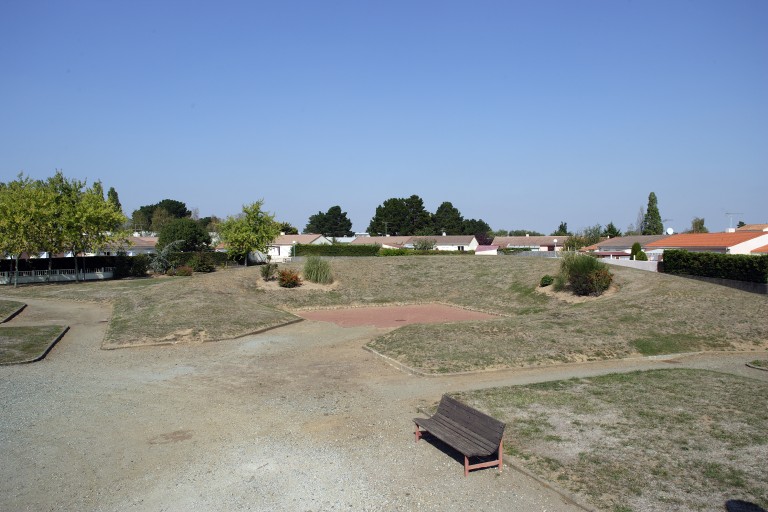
[642,192,663,235]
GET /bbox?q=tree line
[0,171,127,283]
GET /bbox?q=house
[407,235,479,252]
[645,232,768,256]
[581,235,669,260]
[751,244,768,255]
[349,236,412,249]
[491,235,569,252]
[268,234,331,262]
[475,245,500,256]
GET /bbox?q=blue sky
[2,1,766,234]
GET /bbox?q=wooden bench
[414,394,506,477]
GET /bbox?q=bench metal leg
[414,423,422,443]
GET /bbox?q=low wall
[603,259,659,272]
[0,268,114,285]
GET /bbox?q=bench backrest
[437,394,506,446]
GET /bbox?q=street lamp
[553,238,557,257]
[292,241,297,259]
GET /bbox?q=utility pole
[725,212,743,229]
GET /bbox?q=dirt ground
[2,297,765,511]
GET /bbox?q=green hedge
[172,251,229,268]
[295,244,380,257]
[378,248,475,257]
[662,250,768,284]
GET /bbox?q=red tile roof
[645,232,765,249]
[737,224,768,232]
[752,244,768,254]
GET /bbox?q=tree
[131,199,191,233]
[642,192,663,235]
[462,218,493,245]
[305,206,353,237]
[433,202,464,235]
[367,197,410,235]
[506,229,545,236]
[737,221,746,228]
[551,221,571,236]
[151,208,174,233]
[107,187,122,214]
[219,200,280,265]
[278,221,299,235]
[602,222,622,238]
[404,195,433,235]
[687,217,708,234]
[155,199,191,219]
[157,218,211,252]
[564,224,602,251]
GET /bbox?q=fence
[0,267,115,285]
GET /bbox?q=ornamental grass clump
[260,262,278,281]
[303,256,334,284]
[556,253,613,296]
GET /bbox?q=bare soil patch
[294,303,500,328]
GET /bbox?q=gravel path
[2,297,766,511]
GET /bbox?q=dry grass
[0,300,25,322]
[0,325,67,364]
[456,369,768,512]
[2,257,766,359]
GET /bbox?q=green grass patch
[0,300,26,322]
[0,325,67,363]
[456,369,768,512]
[632,334,728,356]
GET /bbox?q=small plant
[189,252,215,273]
[174,265,193,277]
[412,238,437,251]
[303,256,333,284]
[260,262,278,281]
[540,275,554,287]
[277,268,302,288]
[555,253,613,296]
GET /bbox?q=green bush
[277,268,302,288]
[635,250,648,261]
[175,265,194,276]
[556,253,613,296]
[303,256,334,284]
[412,238,437,251]
[113,254,151,278]
[662,250,768,284]
[260,262,278,281]
[295,244,380,257]
[188,252,215,273]
[174,251,229,268]
[540,274,554,287]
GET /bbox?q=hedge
[662,250,768,284]
[295,244,380,257]
[378,248,475,257]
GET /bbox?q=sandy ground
[2,297,766,512]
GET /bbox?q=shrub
[277,268,302,288]
[189,253,215,273]
[412,238,437,251]
[295,244,380,257]
[540,275,554,287]
[260,262,278,281]
[556,253,613,296]
[303,256,334,284]
[662,250,768,284]
[174,265,194,276]
[635,250,648,261]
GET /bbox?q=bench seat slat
[436,399,505,444]
[414,416,495,457]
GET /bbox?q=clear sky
[2,1,766,234]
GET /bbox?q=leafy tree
[551,221,571,236]
[0,175,49,285]
[151,208,174,233]
[196,216,221,233]
[305,206,353,237]
[404,195,433,235]
[412,238,437,251]
[642,192,663,235]
[687,217,708,233]
[219,200,280,265]
[462,218,492,245]
[107,187,122,214]
[157,218,211,252]
[506,229,545,236]
[278,221,299,235]
[131,199,191,233]
[564,224,602,251]
[155,199,191,219]
[737,221,746,228]
[433,202,464,235]
[602,222,622,238]
[368,197,410,235]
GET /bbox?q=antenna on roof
[725,212,743,229]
